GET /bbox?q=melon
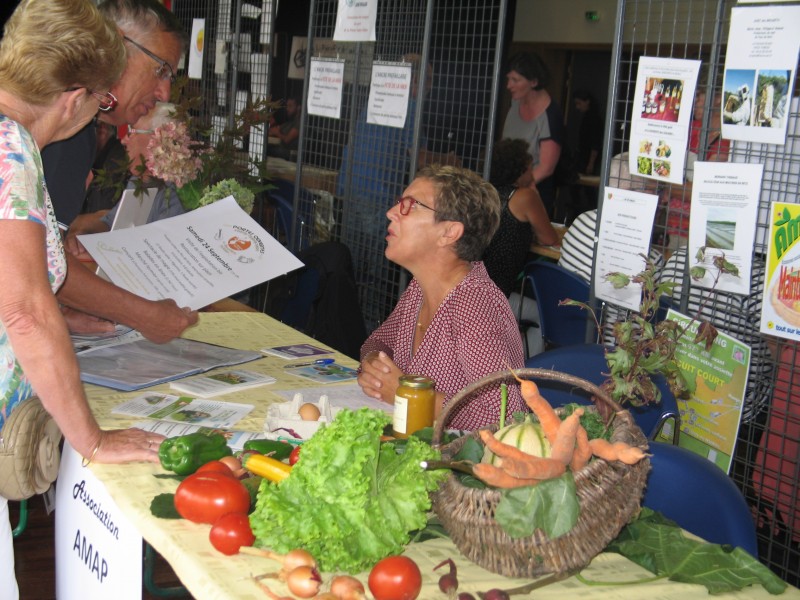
[481,418,552,465]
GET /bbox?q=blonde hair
[0,0,126,106]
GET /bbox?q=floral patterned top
[0,115,67,429]
[360,262,525,430]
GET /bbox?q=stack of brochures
[169,369,276,398]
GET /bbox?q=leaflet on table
[628,56,701,185]
[283,362,358,384]
[77,196,304,311]
[593,186,659,311]
[272,382,393,414]
[169,369,276,397]
[71,325,139,353]
[660,309,750,474]
[686,161,762,295]
[76,336,262,391]
[260,343,334,359]
[130,420,269,451]
[760,201,800,341]
[721,5,800,144]
[113,392,253,428]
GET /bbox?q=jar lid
[398,375,435,389]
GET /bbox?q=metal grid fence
[601,0,799,584]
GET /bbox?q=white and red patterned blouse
[361,262,526,430]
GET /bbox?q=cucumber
[242,439,293,460]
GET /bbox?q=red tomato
[196,460,234,475]
[368,556,422,600]
[209,512,255,555]
[289,445,302,466]
[174,472,250,524]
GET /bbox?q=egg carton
[264,393,340,440]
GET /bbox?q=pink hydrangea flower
[145,121,204,188]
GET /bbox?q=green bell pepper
[242,439,294,461]
[158,432,232,476]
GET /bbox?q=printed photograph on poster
[333,0,377,42]
[307,58,344,119]
[686,161,763,295]
[629,57,701,185]
[721,5,800,145]
[188,18,205,79]
[760,201,800,341]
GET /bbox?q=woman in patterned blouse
[358,165,526,430]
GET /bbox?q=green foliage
[494,473,579,539]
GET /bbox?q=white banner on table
[594,186,660,311]
[629,57,701,185]
[188,19,205,79]
[687,161,763,295]
[55,443,142,600]
[79,196,304,310]
[308,58,344,119]
[367,61,412,128]
[333,0,377,42]
[721,5,800,144]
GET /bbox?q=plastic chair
[525,343,681,443]
[643,441,759,556]
[522,261,594,349]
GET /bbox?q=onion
[264,548,318,574]
[285,565,322,598]
[330,575,366,600]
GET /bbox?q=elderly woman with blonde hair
[358,165,525,431]
[0,1,167,594]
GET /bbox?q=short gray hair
[99,0,188,50]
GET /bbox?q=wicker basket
[430,368,650,578]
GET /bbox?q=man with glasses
[43,0,198,343]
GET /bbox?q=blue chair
[268,179,314,250]
[522,261,595,349]
[525,343,681,443]
[642,441,759,556]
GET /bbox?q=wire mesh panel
[603,0,799,583]
[302,0,505,330]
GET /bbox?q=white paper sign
[307,58,345,119]
[721,5,800,144]
[367,62,412,128]
[55,443,142,599]
[188,18,205,79]
[687,161,763,295]
[594,186,660,311]
[79,196,304,310]
[629,57,701,185]
[333,0,377,42]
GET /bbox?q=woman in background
[0,1,165,594]
[483,138,559,296]
[358,165,525,430]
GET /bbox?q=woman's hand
[357,351,403,404]
[61,306,116,335]
[91,428,166,464]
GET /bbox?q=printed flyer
[662,310,750,473]
[760,201,800,341]
[367,61,412,128]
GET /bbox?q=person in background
[83,119,129,214]
[572,90,603,176]
[357,165,525,431]
[502,51,564,217]
[483,138,560,296]
[65,102,186,253]
[0,1,166,595]
[44,0,198,341]
[268,96,301,160]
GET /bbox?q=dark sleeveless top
[482,184,533,296]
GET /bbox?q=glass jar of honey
[392,375,436,439]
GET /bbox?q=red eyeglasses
[395,196,438,215]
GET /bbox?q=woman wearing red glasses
[357,165,525,430]
[0,2,167,594]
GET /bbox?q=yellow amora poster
[760,201,800,341]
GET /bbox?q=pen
[284,358,335,368]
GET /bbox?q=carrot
[588,438,648,465]
[496,454,566,480]
[508,370,560,446]
[472,463,541,489]
[479,429,541,463]
[570,425,592,472]
[549,408,584,466]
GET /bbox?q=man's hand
[61,306,117,335]
[135,299,199,344]
[357,351,403,404]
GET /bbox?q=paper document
[169,369,276,397]
[113,392,254,429]
[78,196,304,310]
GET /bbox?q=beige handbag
[0,397,63,500]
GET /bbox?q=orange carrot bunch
[471,372,647,489]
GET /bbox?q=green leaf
[608,508,788,595]
[494,473,579,539]
[452,436,485,464]
[150,493,181,519]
